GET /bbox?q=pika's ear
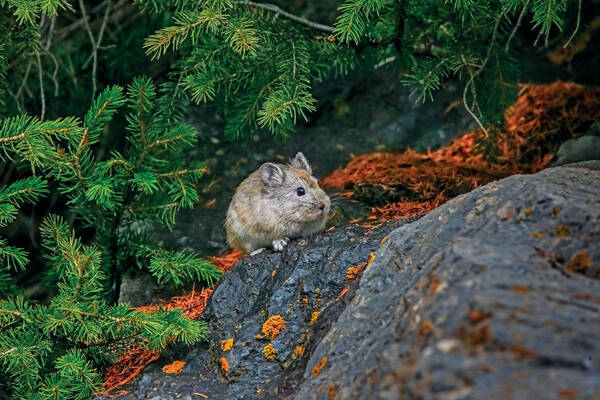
[291,152,312,175]
[260,163,285,187]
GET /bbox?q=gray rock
[102,162,600,400]
[552,134,600,166]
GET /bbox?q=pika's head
[259,152,330,224]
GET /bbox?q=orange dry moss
[263,343,277,360]
[162,360,185,374]
[220,357,229,373]
[312,356,328,376]
[209,248,244,272]
[322,82,600,221]
[221,338,234,351]
[262,315,286,340]
[101,288,213,396]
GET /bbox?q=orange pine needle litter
[98,346,161,397]
[100,288,214,396]
[323,82,600,222]
[209,249,245,272]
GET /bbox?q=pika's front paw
[272,238,289,252]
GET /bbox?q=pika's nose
[319,203,325,210]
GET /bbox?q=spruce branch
[233,1,334,33]
[563,0,581,48]
[505,0,531,52]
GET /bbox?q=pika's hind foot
[272,238,288,252]
[250,247,266,256]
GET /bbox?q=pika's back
[225,152,330,253]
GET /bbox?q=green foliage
[0,0,588,397]
[142,0,581,133]
[143,2,355,138]
[0,77,221,397]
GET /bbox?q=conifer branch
[505,0,531,52]
[36,53,46,121]
[563,0,581,48]
[233,1,334,33]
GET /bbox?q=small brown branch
[78,0,98,100]
[36,53,46,121]
[234,1,334,33]
[563,0,582,48]
[505,0,530,52]
[0,134,26,144]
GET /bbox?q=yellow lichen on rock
[263,343,277,360]
[367,252,376,265]
[346,266,361,280]
[262,315,286,340]
[310,311,320,325]
[221,338,234,351]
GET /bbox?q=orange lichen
[367,252,376,265]
[220,357,229,373]
[555,225,569,237]
[509,345,537,359]
[263,343,277,360]
[513,285,528,294]
[346,265,362,280]
[310,311,320,325]
[429,275,440,296]
[554,206,563,215]
[221,338,234,351]
[209,248,244,272]
[525,207,533,215]
[502,209,515,219]
[568,251,592,272]
[530,233,544,239]
[262,315,286,340]
[322,82,600,222]
[419,320,433,338]
[557,389,580,399]
[271,269,277,276]
[162,360,185,374]
[459,323,492,346]
[312,356,328,376]
[327,383,337,400]
[293,345,305,358]
[469,311,490,324]
[379,235,389,247]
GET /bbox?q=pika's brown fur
[226,152,330,254]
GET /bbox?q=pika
[226,152,330,254]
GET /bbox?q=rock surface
[107,161,600,400]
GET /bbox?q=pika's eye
[296,187,305,196]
